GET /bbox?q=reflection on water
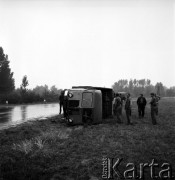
[21,106,27,121]
[0,106,13,123]
[0,103,60,130]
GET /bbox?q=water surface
[0,103,60,130]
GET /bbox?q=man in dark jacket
[137,94,147,118]
[150,93,157,125]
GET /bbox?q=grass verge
[0,98,175,180]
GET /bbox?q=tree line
[0,47,175,104]
[0,80,62,104]
[112,79,175,97]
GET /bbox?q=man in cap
[125,93,132,125]
[113,93,122,123]
[137,94,147,118]
[59,90,64,114]
[150,93,157,125]
[155,94,160,115]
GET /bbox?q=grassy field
[0,98,175,180]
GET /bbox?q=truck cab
[65,86,113,125]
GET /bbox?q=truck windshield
[82,92,93,107]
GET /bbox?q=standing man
[137,94,147,118]
[119,93,124,115]
[155,94,160,115]
[59,90,64,114]
[150,93,157,125]
[125,93,132,125]
[113,93,122,123]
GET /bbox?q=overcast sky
[0,0,175,89]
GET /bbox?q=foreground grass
[0,98,175,180]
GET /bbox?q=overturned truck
[65,86,113,125]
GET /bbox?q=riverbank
[0,115,61,131]
[0,98,175,180]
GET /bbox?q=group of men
[113,93,160,125]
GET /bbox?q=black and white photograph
[0,0,175,179]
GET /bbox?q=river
[0,103,60,130]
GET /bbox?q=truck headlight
[68,118,73,123]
